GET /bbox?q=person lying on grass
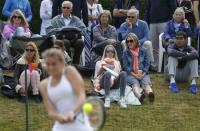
[165,31,198,94]
[94,45,127,108]
[122,33,155,104]
[15,42,44,104]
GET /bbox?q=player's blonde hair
[43,48,65,64]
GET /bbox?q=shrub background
[0,0,146,33]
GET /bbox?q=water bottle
[14,27,25,37]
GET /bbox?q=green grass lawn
[0,74,200,131]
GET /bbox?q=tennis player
[40,48,93,131]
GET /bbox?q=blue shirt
[2,0,32,21]
[118,19,150,44]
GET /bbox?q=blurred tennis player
[40,48,93,131]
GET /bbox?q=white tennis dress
[47,70,93,131]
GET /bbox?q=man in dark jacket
[52,0,88,26]
[145,0,177,68]
[165,31,198,94]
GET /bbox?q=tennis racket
[75,97,106,131]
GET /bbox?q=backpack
[0,76,17,99]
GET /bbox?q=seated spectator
[52,0,88,26]
[94,45,127,108]
[163,8,192,48]
[15,42,44,103]
[40,0,53,35]
[165,31,198,94]
[123,33,154,103]
[53,40,72,64]
[2,0,32,21]
[92,10,123,62]
[118,8,154,66]
[87,0,103,31]
[2,9,31,46]
[47,1,86,64]
[112,0,139,28]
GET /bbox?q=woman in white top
[40,48,93,131]
[40,0,53,35]
[87,0,103,31]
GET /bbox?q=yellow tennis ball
[83,103,93,113]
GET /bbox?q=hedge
[0,0,146,33]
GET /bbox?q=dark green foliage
[0,0,146,33]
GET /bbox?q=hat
[176,31,187,38]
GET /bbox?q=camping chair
[55,27,86,65]
[11,35,47,66]
[158,33,191,72]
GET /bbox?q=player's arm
[65,66,86,114]
[39,79,67,123]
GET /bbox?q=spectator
[177,0,196,30]
[52,0,89,26]
[15,42,43,103]
[145,0,177,67]
[94,45,127,108]
[112,0,139,28]
[53,40,72,64]
[163,8,192,48]
[123,33,154,103]
[92,10,123,62]
[2,0,32,21]
[40,0,53,35]
[165,31,198,94]
[47,1,86,64]
[2,9,31,46]
[87,0,103,31]
[118,9,154,66]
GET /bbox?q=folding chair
[11,36,46,65]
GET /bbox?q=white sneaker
[104,97,110,108]
[119,97,127,108]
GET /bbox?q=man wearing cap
[165,31,198,94]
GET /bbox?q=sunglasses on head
[126,40,134,43]
[13,15,22,19]
[62,6,71,9]
[127,16,135,19]
[25,48,35,52]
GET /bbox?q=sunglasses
[127,16,135,19]
[13,15,22,19]
[62,6,71,9]
[25,48,35,52]
[106,50,114,53]
[126,40,134,43]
